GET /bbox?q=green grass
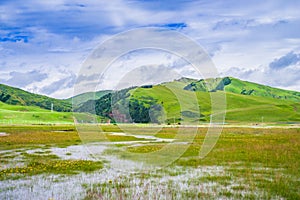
[224,92,300,122]
[69,90,111,106]
[0,101,103,124]
[0,125,153,150]
[225,77,300,102]
[0,125,81,149]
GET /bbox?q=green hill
[0,84,72,112]
[0,84,107,124]
[77,77,300,124]
[68,90,111,107]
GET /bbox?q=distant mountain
[76,77,300,124]
[0,84,72,112]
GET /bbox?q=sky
[0,0,300,99]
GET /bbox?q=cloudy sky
[1,0,300,99]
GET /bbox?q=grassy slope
[224,92,300,123]
[67,90,111,106]
[225,77,300,102]
[0,84,72,112]
[129,78,300,123]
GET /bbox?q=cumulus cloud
[39,73,77,95]
[269,51,300,69]
[222,51,300,91]
[2,70,48,87]
[1,0,300,97]
[94,49,191,91]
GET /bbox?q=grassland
[0,101,105,125]
[87,126,300,199]
[0,125,299,199]
[0,125,80,149]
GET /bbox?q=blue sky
[0,0,300,98]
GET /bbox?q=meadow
[0,124,299,199]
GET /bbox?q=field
[0,124,299,199]
[0,102,103,125]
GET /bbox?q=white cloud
[1,0,300,98]
[95,49,198,91]
[269,51,300,69]
[221,51,300,91]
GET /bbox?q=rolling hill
[0,84,104,124]
[0,84,72,112]
[76,77,300,124]
[0,77,299,124]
